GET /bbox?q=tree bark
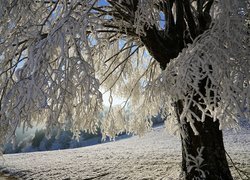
[175,99,233,180]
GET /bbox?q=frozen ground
[0,125,249,180]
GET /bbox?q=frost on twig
[186,147,207,179]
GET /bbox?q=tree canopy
[0,0,249,153]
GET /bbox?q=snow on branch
[0,0,249,146]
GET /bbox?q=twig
[225,150,250,180]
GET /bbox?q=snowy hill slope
[0,126,249,180]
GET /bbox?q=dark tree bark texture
[179,113,233,179]
[175,96,233,179]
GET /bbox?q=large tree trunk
[175,101,233,180]
[180,117,232,179]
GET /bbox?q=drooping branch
[1,0,248,151]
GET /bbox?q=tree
[0,0,249,179]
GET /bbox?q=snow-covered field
[0,126,249,180]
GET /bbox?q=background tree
[0,0,249,179]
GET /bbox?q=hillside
[0,126,249,180]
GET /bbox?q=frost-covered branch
[0,0,249,148]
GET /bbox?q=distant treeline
[4,115,165,154]
[4,129,102,154]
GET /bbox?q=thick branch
[141,27,179,70]
[183,0,197,39]
[176,0,186,49]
